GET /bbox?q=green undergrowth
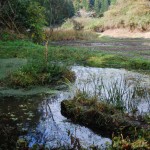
[5,61,74,88]
[87,54,150,70]
[0,40,150,70]
[61,18,102,31]
[98,36,150,43]
[0,40,150,96]
[111,135,150,150]
[0,40,76,95]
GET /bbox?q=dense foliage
[0,0,74,42]
[73,0,117,16]
[0,0,46,41]
[37,0,74,25]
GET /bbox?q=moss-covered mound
[61,97,149,137]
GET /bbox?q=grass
[47,17,101,42]
[0,39,150,96]
[87,54,150,70]
[111,134,150,149]
[0,40,150,70]
[0,40,76,95]
[98,0,150,31]
[47,29,98,41]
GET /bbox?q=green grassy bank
[0,39,150,96]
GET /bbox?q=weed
[5,59,74,88]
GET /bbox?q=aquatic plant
[72,72,150,116]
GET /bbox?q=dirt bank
[101,29,150,39]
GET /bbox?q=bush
[0,0,46,43]
[26,2,46,43]
[6,59,75,88]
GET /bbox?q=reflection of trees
[30,96,82,149]
[74,70,150,115]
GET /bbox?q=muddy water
[0,66,150,149]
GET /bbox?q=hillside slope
[100,0,150,31]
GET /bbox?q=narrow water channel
[0,66,150,149]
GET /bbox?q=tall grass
[47,29,98,41]
[72,73,150,114]
[98,0,150,31]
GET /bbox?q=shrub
[6,59,74,88]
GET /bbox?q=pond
[0,66,149,149]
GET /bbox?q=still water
[0,66,149,149]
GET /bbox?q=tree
[0,0,47,42]
[100,0,109,13]
[103,0,109,11]
[111,0,117,5]
[85,0,91,11]
[74,0,81,11]
[94,0,101,14]
[38,0,74,25]
[27,1,46,42]
[82,0,87,9]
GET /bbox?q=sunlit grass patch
[86,54,150,70]
[87,54,127,68]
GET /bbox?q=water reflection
[26,92,111,149]
[72,66,150,114]
[26,66,149,148]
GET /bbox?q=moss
[61,98,149,138]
